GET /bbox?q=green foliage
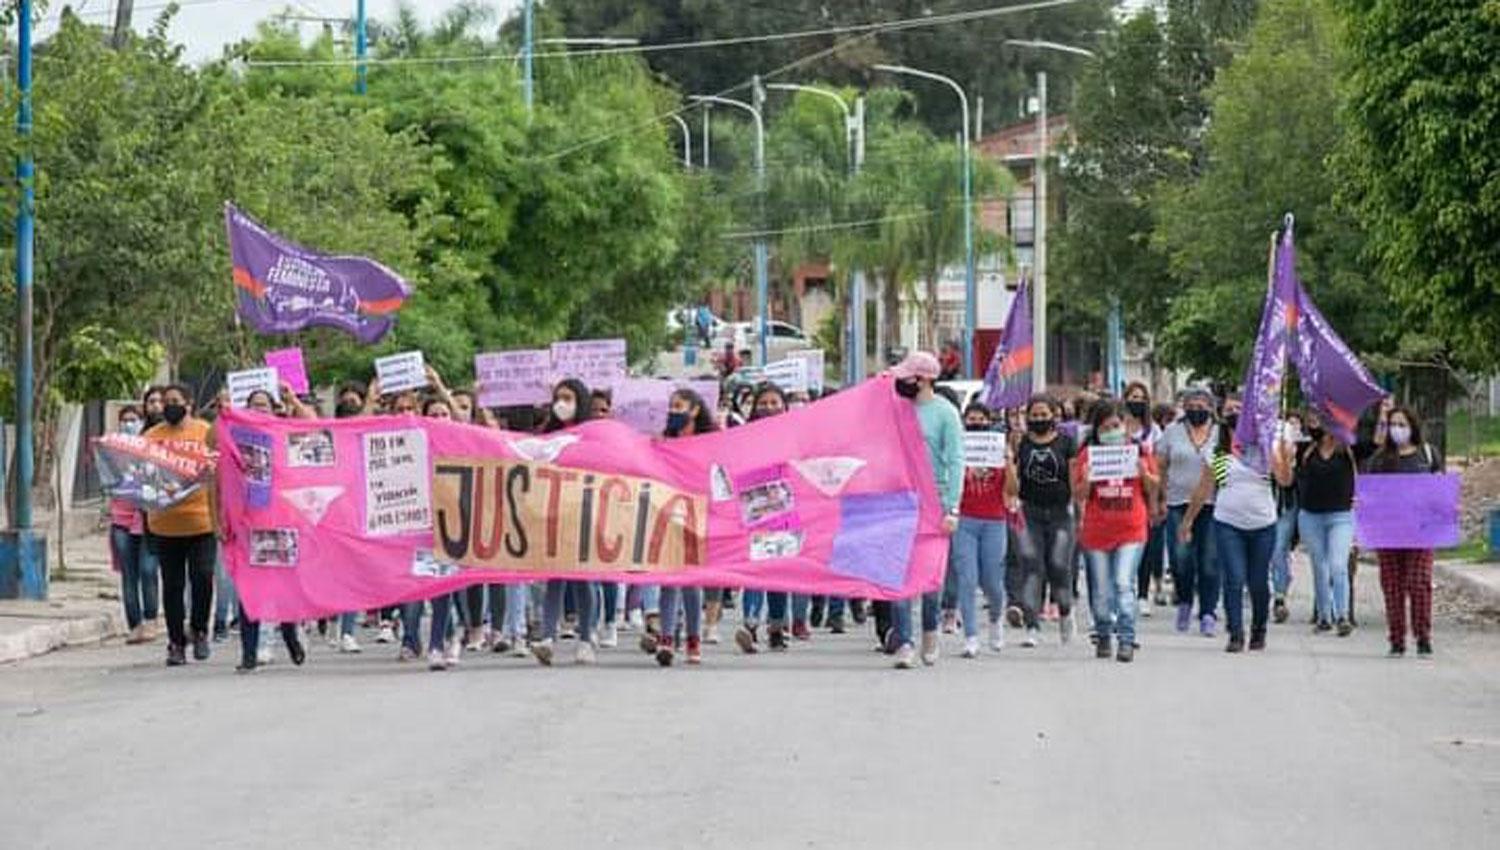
[53,325,163,403]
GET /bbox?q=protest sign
[763,358,809,395]
[1087,444,1140,481]
[92,433,215,511]
[609,378,720,435]
[551,339,628,389]
[475,350,551,407]
[264,347,309,395]
[787,349,826,393]
[375,351,427,395]
[226,367,281,409]
[1355,473,1461,549]
[218,378,949,621]
[963,431,1008,468]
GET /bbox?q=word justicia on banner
[216,379,950,622]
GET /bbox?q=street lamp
[666,113,692,170]
[691,86,770,367]
[874,63,976,378]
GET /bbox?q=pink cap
[890,351,941,381]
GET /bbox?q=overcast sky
[37,1,523,62]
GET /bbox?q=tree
[1336,0,1500,372]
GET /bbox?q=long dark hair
[544,378,593,433]
[1084,399,1123,446]
[667,388,718,436]
[1370,405,1427,471]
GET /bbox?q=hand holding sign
[1087,444,1140,482]
[375,351,428,395]
[226,367,281,409]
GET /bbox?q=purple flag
[1236,230,1294,465]
[225,203,411,344]
[981,279,1034,410]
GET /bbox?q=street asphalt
[2,576,1497,850]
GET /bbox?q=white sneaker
[704,624,721,645]
[987,621,1004,652]
[625,610,644,632]
[428,649,448,670]
[509,636,529,658]
[920,632,940,666]
[576,642,597,665]
[256,646,272,665]
[1060,615,1076,645]
[962,636,980,658]
[893,644,917,669]
[445,639,463,666]
[376,625,395,644]
[1022,627,1040,648]
[599,623,619,648]
[1139,600,1154,619]
[339,633,362,653]
[531,638,555,666]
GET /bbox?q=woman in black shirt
[1004,395,1078,647]
[1296,411,1357,636]
[1366,406,1443,656]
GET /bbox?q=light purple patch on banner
[830,491,919,590]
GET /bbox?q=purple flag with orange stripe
[225,203,411,344]
[981,279,1033,411]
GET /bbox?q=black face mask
[1027,418,1055,436]
[1185,409,1211,427]
[162,403,188,426]
[1224,413,1240,432]
[144,411,164,429]
[1307,426,1326,442]
[1126,400,1149,421]
[335,401,363,419]
[965,422,991,433]
[895,379,921,399]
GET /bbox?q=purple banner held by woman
[982,279,1033,411]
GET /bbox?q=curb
[1434,560,1500,610]
[0,610,128,665]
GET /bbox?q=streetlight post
[691,89,768,366]
[355,0,367,95]
[522,0,534,113]
[667,113,692,170]
[874,64,975,377]
[763,83,866,384]
[3,0,46,600]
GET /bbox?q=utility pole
[355,0,367,95]
[522,0,534,113]
[112,0,134,50]
[1033,70,1048,392]
[850,95,866,384]
[3,0,46,601]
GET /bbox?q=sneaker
[1273,597,1289,624]
[655,637,676,667]
[599,623,619,649]
[893,644,917,669]
[920,632,939,666]
[1175,603,1192,633]
[1116,643,1135,663]
[256,645,272,666]
[1388,642,1406,657]
[491,635,513,654]
[1095,635,1112,659]
[509,638,529,658]
[210,625,227,644]
[576,642,596,665]
[1416,638,1433,656]
[827,614,847,634]
[1139,601,1154,619]
[704,624,721,645]
[464,629,484,653]
[287,635,307,666]
[686,636,702,665]
[1248,632,1266,651]
[1315,620,1333,633]
[166,643,187,667]
[639,631,660,655]
[941,610,959,634]
[1005,605,1024,628]
[1153,592,1168,607]
[559,624,578,641]
[398,645,418,662]
[531,639,555,666]
[791,621,812,641]
[339,633,362,653]
[376,625,395,644]
[734,624,760,654]
[1336,618,1353,637]
[768,626,789,652]
[125,624,147,645]
[1060,615,1076,645]
[234,659,257,673]
[624,610,644,632]
[428,649,449,670]
[961,636,980,659]
[192,631,211,661]
[850,600,868,624]
[987,621,1004,652]
[1021,627,1040,648]
[1225,634,1245,653]
[446,639,463,666]
[1199,614,1217,638]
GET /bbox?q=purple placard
[475,350,552,408]
[229,426,273,509]
[829,491,919,590]
[1355,473,1461,549]
[551,339,627,389]
[609,378,720,435]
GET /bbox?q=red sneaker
[791,621,812,641]
[686,636,702,665]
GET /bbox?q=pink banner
[217,378,947,621]
[264,347,309,394]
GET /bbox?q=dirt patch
[1459,459,1500,543]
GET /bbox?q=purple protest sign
[982,279,1033,411]
[609,378,720,435]
[551,339,627,389]
[1355,473,1460,549]
[475,350,552,408]
[226,203,411,345]
[264,347,309,395]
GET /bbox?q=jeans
[741,589,766,624]
[891,591,942,648]
[1137,519,1166,600]
[1270,508,1298,596]
[601,582,622,625]
[950,517,1008,638]
[238,603,300,665]
[542,580,596,641]
[659,586,704,640]
[339,611,358,638]
[110,525,158,630]
[1299,510,1354,623]
[1084,543,1143,645]
[213,547,237,632]
[150,533,216,648]
[767,592,810,627]
[1166,505,1219,618]
[1015,504,1076,628]
[626,584,662,617]
[1215,521,1275,638]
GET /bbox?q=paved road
[3,577,1498,850]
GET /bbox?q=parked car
[716,319,811,362]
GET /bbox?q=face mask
[1389,424,1412,446]
[895,379,921,399]
[1125,400,1148,421]
[336,401,363,419]
[144,411,164,429]
[751,406,778,420]
[1027,418,1054,436]
[665,411,690,436]
[120,420,143,436]
[162,403,187,426]
[965,422,991,433]
[552,400,576,423]
[1224,413,1240,431]
[1185,409,1211,427]
[1307,426,1326,442]
[1098,429,1127,446]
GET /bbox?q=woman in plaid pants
[1365,406,1442,657]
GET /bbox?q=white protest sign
[1087,444,1140,482]
[963,431,1008,468]
[226,367,281,409]
[475,350,552,407]
[762,358,809,395]
[363,428,432,536]
[551,339,627,389]
[375,350,428,395]
[787,349,826,393]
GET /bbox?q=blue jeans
[213,545,236,632]
[892,591,942,648]
[1166,505,1219,618]
[1299,510,1354,622]
[1270,508,1298,596]
[950,518,1008,638]
[1084,543,1143,645]
[1214,521,1275,638]
[659,586,704,640]
[401,595,456,653]
[110,525,159,629]
[542,580,595,641]
[767,592,810,627]
[741,589,766,624]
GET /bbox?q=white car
[718,319,811,362]
[937,380,987,411]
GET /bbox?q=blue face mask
[665,411,691,436]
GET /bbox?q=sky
[36,0,523,62]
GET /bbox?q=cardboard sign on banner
[788,349,826,393]
[375,351,428,395]
[551,339,628,389]
[264,347,309,395]
[475,350,552,408]
[610,378,720,435]
[963,431,1008,468]
[763,358,809,395]
[1087,444,1140,481]
[226,367,281,409]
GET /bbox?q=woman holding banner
[532,379,600,666]
[1366,407,1443,656]
[733,384,790,655]
[651,389,718,666]
[1297,411,1359,637]
[109,405,159,645]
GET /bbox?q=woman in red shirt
[951,403,1014,657]
[1072,401,1159,663]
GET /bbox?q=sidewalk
[1434,558,1500,612]
[0,515,128,664]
